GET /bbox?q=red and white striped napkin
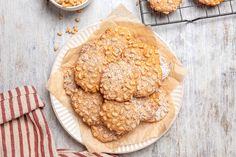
[0,86,117,157]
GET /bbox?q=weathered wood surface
[0,0,235,156]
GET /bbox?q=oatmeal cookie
[124,42,162,97]
[91,125,120,143]
[71,89,103,126]
[100,100,140,135]
[74,47,105,93]
[100,61,139,102]
[98,26,133,63]
[132,92,160,122]
[148,0,182,14]
[198,0,224,6]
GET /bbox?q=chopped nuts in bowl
[50,0,92,11]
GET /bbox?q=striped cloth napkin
[0,86,116,157]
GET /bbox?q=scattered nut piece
[54,44,59,51]
[57,32,63,36]
[75,17,80,22]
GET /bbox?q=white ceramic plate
[49,24,183,154]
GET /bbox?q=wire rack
[139,0,236,26]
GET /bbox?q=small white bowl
[50,0,92,11]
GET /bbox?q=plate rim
[49,23,183,154]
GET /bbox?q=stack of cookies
[63,26,170,142]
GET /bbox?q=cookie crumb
[59,13,63,20]
[75,17,80,22]
[54,44,59,51]
[57,32,63,36]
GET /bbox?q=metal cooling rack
[139,0,236,26]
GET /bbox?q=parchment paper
[47,5,187,153]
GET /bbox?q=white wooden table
[0,0,236,156]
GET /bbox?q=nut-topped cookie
[98,26,133,63]
[74,47,105,93]
[91,125,120,143]
[198,0,224,6]
[148,0,182,14]
[71,89,103,126]
[100,61,139,102]
[100,100,140,135]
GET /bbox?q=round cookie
[100,100,140,135]
[71,89,103,126]
[123,42,162,97]
[91,125,120,143]
[132,92,160,122]
[148,0,182,14]
[63,69,78,96]
[100,61,139,102]
[74,48,105,93]
[198,0,224,6]
[98,26,133,64]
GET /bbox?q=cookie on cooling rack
[100,61,139,102]
[100,100,140,135]
[148,0,182,14]
[123,42,162,97]
[198,0,224,6]
[91,125,120,143]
